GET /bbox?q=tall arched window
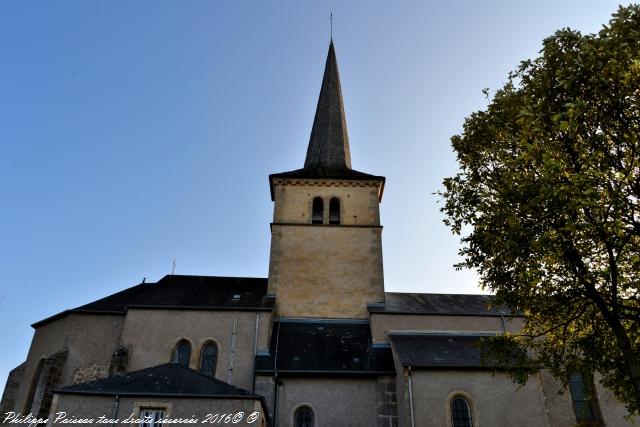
[569,372,602,424]
[199,342,218,377]
[311,197,324,224]
[451,396,473,427]
[172,340,191,366]
[23,359,45,415]
[329,198,340,224]
[294,406,314,427]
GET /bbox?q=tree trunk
[585,282,640,411]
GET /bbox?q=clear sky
[0,1,627,391]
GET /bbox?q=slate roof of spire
[269,42,385,200]
[305,41,351,170]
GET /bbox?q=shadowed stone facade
[0,363,25,415]
[2,42,636,427]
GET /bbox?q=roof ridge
[389,332,498,337]
[385,292,494,297]
[158,274,268,281]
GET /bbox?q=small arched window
[329,198,340,224]
[294,406,314,427]
[311,197,324,224]
[199,342,218,377]
[172,340,191,366]
[451,396,473,427]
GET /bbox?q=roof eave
[269,174,385,202]
[31,309,124,329]
[51,390,270,421]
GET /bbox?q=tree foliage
[442,5,640,415]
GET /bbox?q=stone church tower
[268,42,385,319]
[1,41,636,427]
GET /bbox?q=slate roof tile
[33,275,271,327]
[255,320,395,375]
[268,42,385,201]
[55,363,255,397]
[372,293,514,316]
[390,333,497,369]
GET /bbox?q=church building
[1,42,635,427]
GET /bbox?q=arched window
[311,197,324,224]
[450,396,473,427]
[199,342,218,377]
[172,340,191,366]
[569,372,602,424]
[23,359,45,415]
[329,198,340,224]
[294,406,314,427]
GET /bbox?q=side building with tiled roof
[1,42,635,427]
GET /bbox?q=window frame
[171,339,192,367]
[329,197,341,225]
[133,402,172,427]
[445,391,475,427]
[23,358,46,415]
[138,407,165,427]
[311,197,324,224]
[293,404,315,427]
[198,340,219,378]
[568,372,603,426]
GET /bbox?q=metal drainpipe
[272,320,282,427]
[110,395,119,427]
[500,313,508,333]
[252,312,260,393]
[408,366,416,427]
[228,312,239,384]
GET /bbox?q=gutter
[53,391,263,400]
[31,306,273,329]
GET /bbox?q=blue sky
[0,1,626,390]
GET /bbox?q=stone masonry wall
[0,362,25,413]
[71,364,110,385]
[268,181,385,318]
[377,376,398,427]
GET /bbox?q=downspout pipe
[252,313,260,393]
[500,313,508,333]
[408,366,416,427]
[110,395,119,427]
[272,320,282,427]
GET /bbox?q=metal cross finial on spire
[330,13,333,41]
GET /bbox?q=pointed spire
[304,41,352,170]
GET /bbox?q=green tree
[441,5,640,415]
